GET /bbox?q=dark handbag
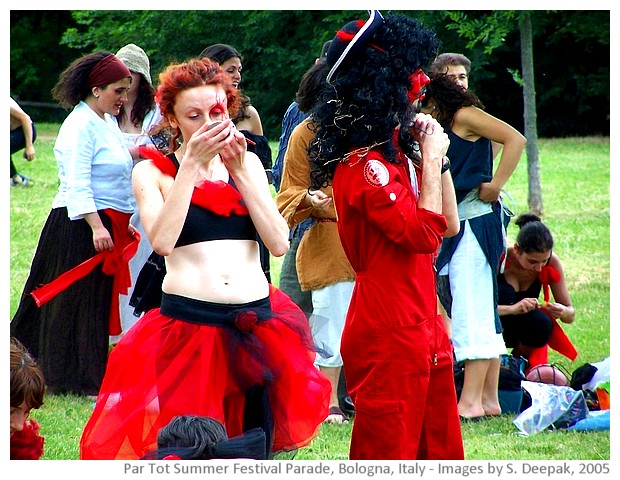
[129,251,166,316]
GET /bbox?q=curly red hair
[154,58,241,152]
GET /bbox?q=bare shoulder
[237,105,263,135]
[548,252,565,274]
[132,159,165,183]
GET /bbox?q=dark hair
[309,13,440,188]
[10,337,45,410]
[52,51,115,109]
[141,415,267,460]
[429,52,472,76]
[158,416,227,457]
[199,43,243,64]
[199,43,251,125]
[515,213,554,253]
[117,74,157,129]
[423,73,484,127]
[296,62,329,113]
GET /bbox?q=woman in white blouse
[10,51,136,398]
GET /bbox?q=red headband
[87,54,132,88]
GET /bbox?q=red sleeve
[339,152,447,253]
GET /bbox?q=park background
[7,7,612,466]
[10,10,609,142]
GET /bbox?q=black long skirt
[11,207,114,396]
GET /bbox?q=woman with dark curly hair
[422,72,526,421]
[10,51,136,397]
[309,11,462,460]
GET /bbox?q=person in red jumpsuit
[308,11,464,459]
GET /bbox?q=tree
[519,13,543,214]
[446,10,544,215]
[10,10,609,141]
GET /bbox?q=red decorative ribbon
[138,146,249,216]
[30,209,139,336]
[526,265,578,368]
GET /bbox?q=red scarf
[31,209,139,336]
[139,146,249,216]
[509,264,578,369]
[11,419,44,460]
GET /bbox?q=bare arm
[221,128,289,257]
[10,98,36,160]
[441,168,460,237]
[546,254,575,324]
[134,121,230,256]
[454,107,526,203]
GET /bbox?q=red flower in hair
[163,454,182,460]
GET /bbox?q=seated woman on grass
[497,213,576,367]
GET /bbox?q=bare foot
[324,406,349,424]
[482,403,502,416]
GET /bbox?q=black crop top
[168,155,257,248]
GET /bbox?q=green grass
[10,125,610,460]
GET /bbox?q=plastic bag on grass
[513,381,588,436]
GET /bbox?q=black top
[168,154,257,248]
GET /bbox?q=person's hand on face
[219,126,251,173]
[186,119,234,165]
[173,85,235,166]
[410,112,449,169]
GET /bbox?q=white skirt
[440,221,506,362]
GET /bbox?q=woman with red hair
[80,57,330,460]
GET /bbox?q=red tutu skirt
[80,286,331,459]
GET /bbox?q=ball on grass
[526,364,569,386]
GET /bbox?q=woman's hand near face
[184,119,235,168]
[219,127,249,174]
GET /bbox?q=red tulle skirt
[80,286,331,460]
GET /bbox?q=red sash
[31,209,139,336]
[526,265,578,369]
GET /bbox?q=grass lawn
[9,124,610,462]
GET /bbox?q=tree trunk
[520,13,543,216]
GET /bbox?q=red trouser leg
[417,317,464,459]
[343,312,463,459]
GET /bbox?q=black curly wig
[308,13,440,189]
